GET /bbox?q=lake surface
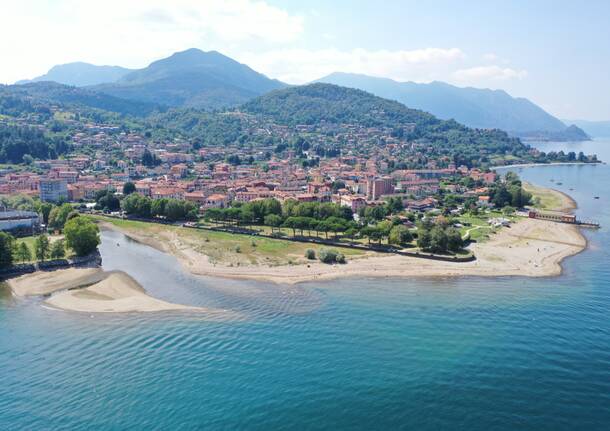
[1,141,610,430]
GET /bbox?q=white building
[39,178,68,202]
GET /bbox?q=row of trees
[121,193,198,221]
[204,198,432,249]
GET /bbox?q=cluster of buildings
[0,114,501,217]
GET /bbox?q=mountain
[1,82,160,117]
[564,119,610,138]
[17,62,133,87]
[93,48,287,109]
[241,83,537,166]
[242,82,436,127]
[315,72,587,140]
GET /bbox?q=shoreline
[6,181,588,313]
[492,161,603,170]
[97,181,586,285]
[104,216,587,286]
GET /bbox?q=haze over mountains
[12,48,592,140]
[18,62,133,87]
[316,72,589,141]
[564,119,610,138]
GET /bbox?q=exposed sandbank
[8,268,213,314]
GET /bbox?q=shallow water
[1,144,610,430]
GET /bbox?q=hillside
[0,82,161,117]
[240,83,536,166]
[17,62,133,87]
[243,82,437,127]
[316,72,587,140]
[94,48,287,109]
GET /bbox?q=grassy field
[523,182,572,212]
[457,210,518,243]
[13,235,72,263]
[95,216,369,267]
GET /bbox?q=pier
[528,211,600,228]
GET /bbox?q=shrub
[305,248,316,260]
[318,248,343,264]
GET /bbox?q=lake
[1,140,609,430]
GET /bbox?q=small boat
[594,196,600,199]
[556,182,563,185]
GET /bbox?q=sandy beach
[8,268,209,313]
[97,182,586,285]
[104,214,586,285]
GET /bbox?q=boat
[594,196,600,199]
[556,182,563,185]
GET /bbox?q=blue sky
[2,0,608,120]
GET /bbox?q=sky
[1,0,609,120]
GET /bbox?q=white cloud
[0,0,304,83]
[452,65,527,83]
[238,47,465,84]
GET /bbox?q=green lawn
[13,235,73,263]
[457,210,518,243]
[95,216,369,267]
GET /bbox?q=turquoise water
[1,142,610,430]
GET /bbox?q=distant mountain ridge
[564,119,610,138]
[17,62,133,87]
[315,72,588,141]
[92,48,287,109]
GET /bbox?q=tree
[361,226,382,244]
[15,241,31,262]
[446,228,464,252]
[429,226,448,253]
[305,249,316,260]
[417,228,432,250]
[0,232,14,269]
[95,190,120,212]
[34,234,50,261]
[39,202,53,224]
[121,193,151,218]
[389,225,413,246]
[64,217,100,256]
[123,181,136,195]
[48,203,74,230]
[264,214,282,233]
[50,239,66,259]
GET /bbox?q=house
[202,194,229,209]
[477,196,492,207]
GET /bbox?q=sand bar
[7,268,220,314]
[45,271,207,313]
